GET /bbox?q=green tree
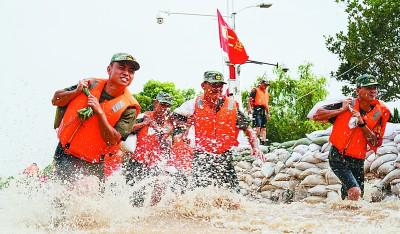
[325,0,400,101]
[133,80,196,112]
[243,63,330,143]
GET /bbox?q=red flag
[217,9,249,64]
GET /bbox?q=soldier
[173,71,263,192]
[52,53,140,182]
[247,79,271,145]
[312,74,390,200]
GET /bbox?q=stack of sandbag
[366,124,400,201]
[233,123,400,203]
[233,128,343,203]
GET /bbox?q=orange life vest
[253,87,269,111]
[329,98,390,159]
[169,134,193,171]
[132,111,174,167]
[193,96,239,154]
[58,78,140,163]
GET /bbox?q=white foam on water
[1,173,400,233]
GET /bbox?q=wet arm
[359,121,379,147]
[312,107,347,123]
[96,109,122,145]
[52,88,82,106]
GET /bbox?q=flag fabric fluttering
[217,9,249,64]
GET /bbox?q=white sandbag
[300,174,327,186]
[398,144,400,153]
[306,130,328,140]
[285,152,303,167]
[395,134,400,144]
[383,141,398,147]
[377,161,396,177]
[383,123,400,140]
[314,152,329,161]
[245,174,254,185]
[261,162,276,178]
[370,154,398,173]
[390,179,400,185]
[265,152,279,163]
[311,136,330,146]
[295,162,318,171]
[300,168,322,179]
[121,134,137,153]
[275,148,288,155]
[381,169,400,185]
[303,196,325,204]
[286,168,303,179]
[261,184,275,192]
[308,185,328,196]
[252,171,264,179]
[326,191,340,200]
[391,183,400,195]
[300,152,322,164]
[293,145,309,155]
[239,181,249,190]
[234,166,245,173]
[270,180,300,190]
[308,143,322,152]
[377,146,398,156]
[250,167,260,173]
[237,161,253,170]
[325,169,341,185]
[294,186,308,202]
[307,98,344,120]
[253,178,263,186]
[273,173,291,181]
[275,161,285,174]
[278,152,292,163]
[252,159,263,168]
[259,145,269,153]
[364,153,377,174]
[321,142,332,153]
[262,177,270,186]
[326,184,342,191]
[316,162,329,169]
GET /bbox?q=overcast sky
[0,0,352,176]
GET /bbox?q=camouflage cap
[356,74,380,87]
[155,91,173,105]
[203,71,226,84]
[110,53,140,71]
[260,79,270,85]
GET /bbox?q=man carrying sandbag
[247,79,271,145]
[172,71,263,193]
[312,74,390,201]
[124,91,179,206]
[52,53,141,182]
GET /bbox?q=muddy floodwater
[1,174,399,233]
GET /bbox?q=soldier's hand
[267,113,271,120]
[87,95,102,114]
[341,98,352,112]
[77,78,90,93]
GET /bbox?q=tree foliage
[326,0,400,101]
[242,64,330,143]
[133,80,196,112]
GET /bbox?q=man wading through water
[173,71,264,193]
[124,91,177,206]
[52,53,140,182]
[312,74,390,201]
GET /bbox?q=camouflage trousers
[192,151,240,193]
